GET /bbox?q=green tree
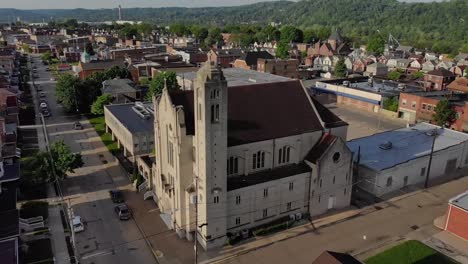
[383,96,399,112]
[55,73,81,112]
[119,24,139,39]
[275,40,290,59]
[190,25,209,44]
[367,35,385,55]
[50,140,84,180]
[137,23,153,38]
[280,25,303,43]
[205,27,224,47]
[41,50,53,63]
[388,71,402,81]
[21,152,51,185]
[91,94,114,115]
[433,99,456,127]
[334,58,347,77]
[303,28,317,43]
[170,23,189,37]
[411,71,424,79]
[146,71,180,100]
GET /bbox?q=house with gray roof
[102,78,140,103]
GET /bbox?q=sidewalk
[48,193,70,264]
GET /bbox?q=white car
[72,216,85,233]
[40,102,48,109]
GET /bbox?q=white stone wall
[226,172,311,233]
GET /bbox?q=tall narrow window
[286,202,292,211]
[333,176,336,184]
[252,151,266,169]
[214,196,219,204]
[262,209,268,218]
[278,146,291,164]
[319,179,322,188]
[235,217,240,225]
[386,177,393,187]
[210,105,215,123]
[289,182,294,191]
[215,104,220,121]
[227,157,239,175]
[236,195,241,205]
[263,188,268,198]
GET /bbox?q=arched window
[211,104,219,123]
[386,177,393,187]
[252,151,266,169]
[278,146,291,164]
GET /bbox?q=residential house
[145,63,352,250]
[436,61,455,70]
[364,63,388,77]
[102,78,140,103]
[257,58,299,79]
[208,49,244,68]
[423,68,456,91]
[348,123,468,196]
[450,65,467,77]
[422,60,437,73]
[232,50,274,70]
[447,78,468,94]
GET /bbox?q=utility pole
[424,128,438,188]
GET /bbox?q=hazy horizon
[0,0,444,10]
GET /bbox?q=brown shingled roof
[447,78,468,93]
[169,80,323,146]
[427,68,455,77]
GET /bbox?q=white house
[146,63,352,250]
[347,123,468,197]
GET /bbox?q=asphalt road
[30,55,156,264]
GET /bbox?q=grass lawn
[365,240,458,264]
[88,115,119,153]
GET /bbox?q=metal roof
[105,103,154,134]
[449,191,468,211]
[178,67,291,87]
[347,123,468,171]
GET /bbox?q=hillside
[1,0,467,52]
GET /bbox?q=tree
[85,42,95,56]
[433,99,456,127]
[388,71,402,81]
[367,35,385,55]
[21,44,31,53]
[137,23,153,39]
[170,23,189,37]
[303,28,317,43]
[275,40,290,59]
[21,141,83,184]
[190,25,209,44]
[55,73,81,112]
[146,71,180,100]
[205,27,224,47]
[41,50,53,63]
[334,58,347,77]
[91,94,113,115]
[383,96,399,112]
[119,24,139,39]
[411,71,424,79]
[280,25,303,43]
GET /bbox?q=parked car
[73,121,83,130]
[39,92,46,97]
[72,216,85,233]
[114,204,131,220]
[42,110,51,117]
[40,102,48,109]
[50,77,55,81]
[109,190,124,203]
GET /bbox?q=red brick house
[398,91,467,131]
[207,49,243,68]
[77,60,126,80]
[423,68,456,91]
[232,50,274,70]
[444,191,468,240]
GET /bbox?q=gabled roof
[80,60,125,71]
[311,97,348,128]
[239,50,274,66]
[169,80,323,146]
[427,68,455,77]
[328,30,343,42]
[305,133,337,163]
[447,78,468,93]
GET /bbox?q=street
[29,55,156,264]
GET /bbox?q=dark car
[73,121,83,130]
[42,109,51,117]
[114,204,131,220]
[109,190,124,203]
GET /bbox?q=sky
[0,0,441,9]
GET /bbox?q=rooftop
[0,238,18,264]
[80,60,125,71]
[427,68,456,77]
[449,191,468,211]
[105,103,154,134]
[447,78,468,93]
[169,79,323,146]
[347,123,468,171]
[0,209,19,240]
[227,163,311,191]
[102,78,137,94]
[178,67,291,87]
[0,163,20,183]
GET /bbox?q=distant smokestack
[118,5,122,20]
